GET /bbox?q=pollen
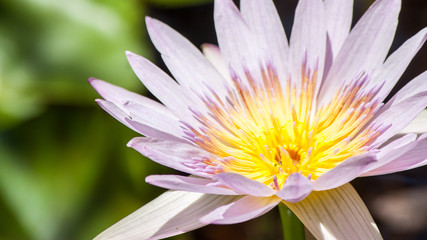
[184,64,382,190]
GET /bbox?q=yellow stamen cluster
[189,66,380,190]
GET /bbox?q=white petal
[400,109,427,134]
[201,43,231,81]
[286,183,382,240]
[94,191,240,240]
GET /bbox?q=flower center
[184,66,381,189]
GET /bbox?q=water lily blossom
[91,0,427,239]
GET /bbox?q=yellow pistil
[190,66,380,190]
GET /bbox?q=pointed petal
[214,172,276,197]
[214,0,266,87]
[89,78,165,111]
[146,17,230,98]
[123,101,183,139]
[95,99,139,133]
[200,195,280,224]
[94,191,240,240]
[374,28,427,100]
[276,173,313,203]
[240,0,289,83]
[146,175,239,195]
[286,183,382,240]
[127,137,214,177]
[313,153,377,191]
[324,0,353,57]
[319,0,400,107]
[363,133,427,176]
[400,109,427,134]
[369,71,427,146]
[361,133,417,176]
[126,51,202,125]
[290,0,326,87]
[201,43,231,81]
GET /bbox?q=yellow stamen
[191,66,380,189]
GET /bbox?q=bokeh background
[0,0,426,239]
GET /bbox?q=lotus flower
[90,0,427,239]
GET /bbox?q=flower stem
[278,202,305,240]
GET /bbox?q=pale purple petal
[94,191,240,240]
[199,195,280,224]
[146,17,230,99]
[361,133,417,176]
[201,43,231,81]
[400,109,427,134]
[127,137,215,177]
[313,153,377,191]
[214,0,266,87]
[324,0,353,58]
[146,175,239,195]
[363,133,427,176]
[368,71,427,146]
[123,101,184,139]
[290,0,326,89]
[126,51,203,126]
[95,99,139,133]
[89,78,166,111]
[214,172,276,197]
[276,173,313,203]
[240,0,289,85]
[318,0,400,107]
[373,28,427,101]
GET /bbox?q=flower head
[91,0,427,239]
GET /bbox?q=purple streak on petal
[276,173,313,203]
[146,175,239,195]
[313,152,377,191]
[199,195,280,225]
[214,172,276,197]
[127,137,215,177]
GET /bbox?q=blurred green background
[0,0,426,240]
